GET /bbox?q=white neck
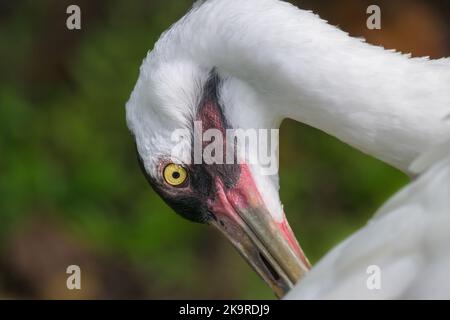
[172,0,450,174]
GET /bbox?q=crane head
[126,57,310,297]
[126,6,310,296]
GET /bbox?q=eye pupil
[172,172,180,179]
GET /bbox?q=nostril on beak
[259,252,280,281]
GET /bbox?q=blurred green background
[0,0,449,299]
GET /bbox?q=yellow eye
[163,163,188,187]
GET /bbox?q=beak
[207,165,311,298]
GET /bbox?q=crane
[125,0,450,298]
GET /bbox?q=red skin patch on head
[209,179,241,222]
[225,164,256,208]
[199,101,226,135]
[197,99,230,162]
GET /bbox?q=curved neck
[179,0,450,174]
[273,44,450,174]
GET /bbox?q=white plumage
[286,140,450,299]
[126,0,450,298]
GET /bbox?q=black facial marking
[136,146,211,223]
[135,69,241,224]
[194,70,241,189]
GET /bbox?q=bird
[125,0,450,298]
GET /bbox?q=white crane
[126,0,450,298]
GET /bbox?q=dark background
[0,0,448,299]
